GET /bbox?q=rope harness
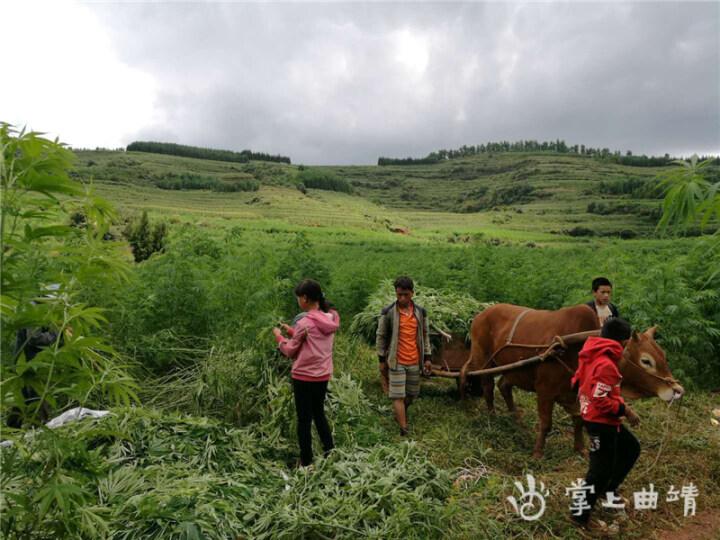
[443,310,683,426]
[620,352,682,387]
[474,310,684,387]
[476,309,577,375]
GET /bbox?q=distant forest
[378,140,704,167]
[126,141,291,164]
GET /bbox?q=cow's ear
[644,326,657,340]
[631,330,640,342]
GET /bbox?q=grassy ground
[339,340,720,539]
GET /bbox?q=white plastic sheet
[1,407,110,447]
[44,407,110,429]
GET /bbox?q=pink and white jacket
[276,309,340,382]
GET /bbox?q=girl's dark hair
[294,279,332,312]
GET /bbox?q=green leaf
[26,225,74,240]
[34,474,87,518]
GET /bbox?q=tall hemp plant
[657,154,720,282]
[657,154,719,233]
[1,124,137,427]
[656,154,720,386]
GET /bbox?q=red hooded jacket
[571,336,627,426]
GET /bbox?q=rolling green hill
[72,149,691,240]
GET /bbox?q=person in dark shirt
[586,277,620,327]
[6,326,61,428]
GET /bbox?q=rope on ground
[453,457,491,488]
[639,394,684,475]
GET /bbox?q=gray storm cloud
[90,2,719,165]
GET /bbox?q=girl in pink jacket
[273,279,340,466]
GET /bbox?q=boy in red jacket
[571,317,640,526]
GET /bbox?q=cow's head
[619,326,684,402]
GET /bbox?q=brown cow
[465,303,684,458]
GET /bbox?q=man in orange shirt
[376,276,432,436]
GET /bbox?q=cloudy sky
[3,1,718,164]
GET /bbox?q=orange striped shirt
[396,306,419,365]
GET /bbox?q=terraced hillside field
[74,149,678,240]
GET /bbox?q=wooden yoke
[430,330,600,380]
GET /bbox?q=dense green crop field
[3,142,718,539]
